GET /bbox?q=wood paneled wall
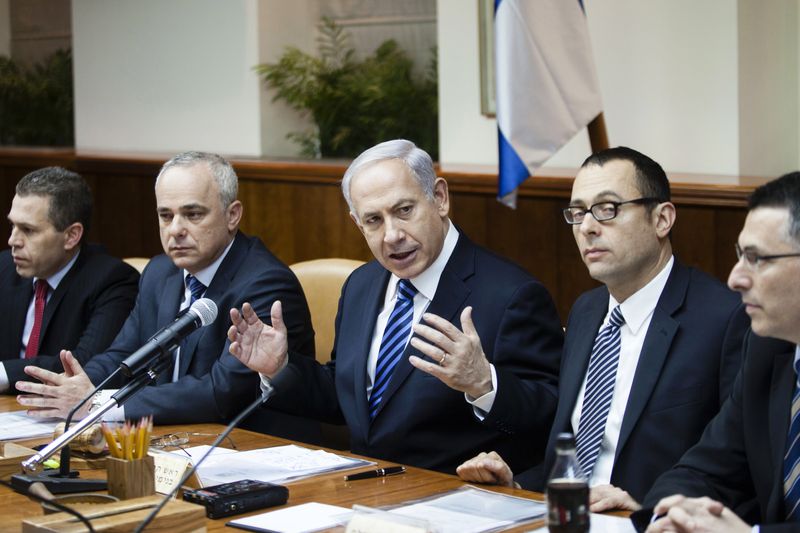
[0,148,752,322]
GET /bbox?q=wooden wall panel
[0,148,756,322]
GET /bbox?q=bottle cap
[555,432,576,452]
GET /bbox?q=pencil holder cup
[106,455,155,499]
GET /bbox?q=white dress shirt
[571,256,674,487]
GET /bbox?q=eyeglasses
[150,432,237,453]
[563,197,660,225]
[734,243,800,271]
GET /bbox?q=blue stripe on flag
[498,129,530,198]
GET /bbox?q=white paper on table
[391,503,512,533]
[0,411,60,440]
[194,444,372,486]
[227,502,350,533]
[385,486,545,533]
[166,444,237,463]
[527,512,635,532]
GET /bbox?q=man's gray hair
[341,139,436,213]
[156,151,238,207]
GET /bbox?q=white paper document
[386,486,546,533]
[227,502,350,533]
[0,410,60,440]
[191,444,373,486]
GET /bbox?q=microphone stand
[12,350,173,494]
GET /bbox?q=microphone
[119,298,218,376]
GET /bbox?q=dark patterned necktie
[783,358,800,520]
[575,305,625,477]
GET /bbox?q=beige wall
[72,0,264,156]
[738,0,798,178]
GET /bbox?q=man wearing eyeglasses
[641,172,800,532]
[457,146,748,511]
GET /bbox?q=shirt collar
[386,220,459,301]
[609,255,675,335]
[34,249,80,291]
[183,237,235,289]
[794,345,800,371]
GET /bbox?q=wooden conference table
[0,396,549,532]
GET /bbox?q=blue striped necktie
[783,358,800,520]
[575,305,625,477]
[369,279,417,420]
[163,274,207,383]
[186,274,206,304]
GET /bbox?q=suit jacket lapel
[615,261,687,461]
[179,234,246,376]
[39,250,87,344]
[4,279,32,359]
[354,268,390,433]
[155,269,183,382]
[558,292,607,434]
[371,234,473,422]
[767,350,794,519]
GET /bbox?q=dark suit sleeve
[5,260,139,388]
[264,276,346,424]
[480,280,563,442]
[643,353,755,512]
[717,304,749,405]
[119,262,312,424]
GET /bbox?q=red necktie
[25,279,50,359]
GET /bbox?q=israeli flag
[496,0,602,207]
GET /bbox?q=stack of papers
[384,486,546,533]
[174,444,373,486]
[0,411,60,440]
[228,486,546,533]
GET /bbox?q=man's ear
[226,200,243,232]
[63,222,84,251]
[653,202,676,238]
[433,178,450,217]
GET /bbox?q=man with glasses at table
[641,171,800,532]
[457,146,748,511]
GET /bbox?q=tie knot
[397,279,417,301]
[34,279,50,297]
[608,305,625,329]
[186,275,206,304]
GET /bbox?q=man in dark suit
[642,172,800,532]
[15,152,315,428]
[456,147,747,509]
[1,167,138,393]
[228,139,563,473]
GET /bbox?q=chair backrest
[290,258,365,363]
[123,257,150,273]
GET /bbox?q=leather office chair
[123,257,150,274]
[290,258,364,364]
[290,258,364,451]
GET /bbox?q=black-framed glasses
[150,432,238,452]
[734,243,800,271]
[563,197,660,225]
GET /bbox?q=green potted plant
[256,18,438,159]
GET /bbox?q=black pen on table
[344,466,406,481]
